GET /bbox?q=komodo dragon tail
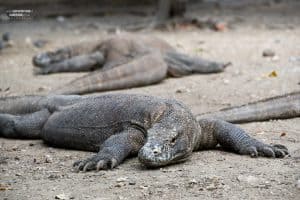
[52,53,167,95]
[196,91,300,123]
[0,95,83,115]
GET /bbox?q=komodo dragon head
[138,100,199,168]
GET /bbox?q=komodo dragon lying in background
[33,33,229,95]
[0,93,292,171]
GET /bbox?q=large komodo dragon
[0,93,293,172]
[33,33,229,95]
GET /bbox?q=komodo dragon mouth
[138,144,193,168]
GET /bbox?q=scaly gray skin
[32,34,229,95]
[197,91,300,123]
[0,94,288,171]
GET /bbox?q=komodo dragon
[0,94,289,171]
[33,33,229,95]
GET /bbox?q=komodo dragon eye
[170,137,177,145]
[170,131,181,145]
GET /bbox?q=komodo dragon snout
[138,126,193,167]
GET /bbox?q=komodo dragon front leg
[33,41,105,74]
[32,34,228,95]
[73,127,145,171]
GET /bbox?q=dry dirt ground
[0,2,300,200]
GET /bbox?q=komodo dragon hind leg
[52,52,168,95]
[197,118,289,158]
[0,109,51,139]
[73,127,145,172]
[165,51,230,77]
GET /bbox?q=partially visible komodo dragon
[33,33,229,94]
[1,92,297,171]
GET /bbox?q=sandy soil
[0,1,300,200]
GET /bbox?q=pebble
[206,183,218,191]
[297,180,300,189]
[2,32,11,41]
[237,175,269,188]
[55,193,72,200]
[262,49,275,57]
[116,177,128,182]
[223,79,230,84]
[33,39,48,48]
[0,41,4,50]
[115,182,125,187]
[175,87,191,94]
[56,16,65,23]
[271,55,279,61]
[188,179,198,185]
[128,180,136,185]
[45,154,53,163]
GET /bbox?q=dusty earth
[0,1,300,200]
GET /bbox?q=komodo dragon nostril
[152,147,161,155]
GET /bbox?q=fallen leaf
[280,132,287,137]
[195,48,204,53]
[0,183,12,191]
[268,70,278,77]
[256,131,265,135]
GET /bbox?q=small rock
[12,146,18,151]
[262,49,275,57]
[139,185,148,190]
[45,154,53,163]
[37,86,51,92]
[48,174,60,180]
[116,177,128,182]
[128,180,136,185]
[297,180,300,189]
[237,175,262,187]
[33,158,41,164]
[175,87,191,94]
[289,56,300,63]
[214,22,227,31]
[33,39,48,48]
[206,183,217,191]
[115,182,125,187]
[223,79,230,84]
[2,32,11,41]
[0,41,4,50]
[189,179,198,185]
[25,37,32,45]
[271,55,279,61]
[56,16,65,23]
[55,193,71,200]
